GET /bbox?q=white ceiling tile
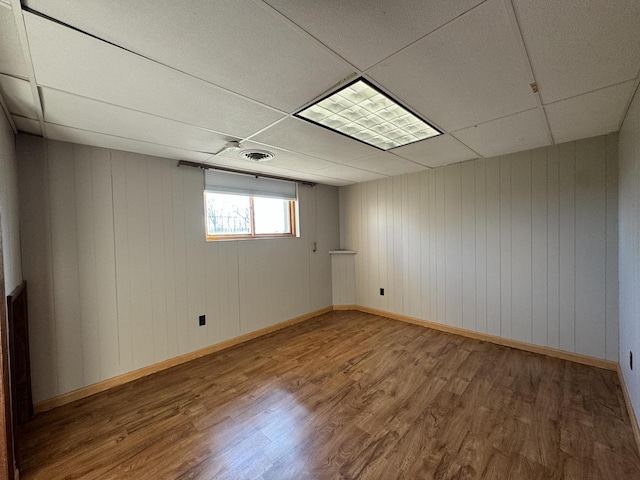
[452,108,550,158]
[23,0,354,112]
[310,164,387,183]
[41,88,230,154]
[45,123,211,162]
[13,115,41,135]
[218,140,339,173]
[263,0,484,70]
[513,0,640,104]
[0,6,28,78]
[545,81,636,144]
[0,74,38,119]
[392,134,478,167]
[24,12,284,139]
[368,0,536,132]
[253,116,380,163]
[345,152,425,176]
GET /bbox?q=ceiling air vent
[239,149,274,162]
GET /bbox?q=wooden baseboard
[34,304,619,414]
[345,305,618,372]
[34,306,333,413]
[617,364,640,454]
[332,304,358,311]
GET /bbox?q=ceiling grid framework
[501,0,554,145]
[0,0,637,185]
[9,0,44,136]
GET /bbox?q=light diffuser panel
[296,79,441,150]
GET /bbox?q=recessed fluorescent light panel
[295,79,442,151]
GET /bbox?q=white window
[204,170,297,241]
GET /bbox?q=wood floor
[17,310,640,479]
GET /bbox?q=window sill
[206,233,297,242]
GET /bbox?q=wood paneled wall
[340,134,619,361]
[17,136,339,403]
[619,86,640,421]
[330,253,356,305]
[0,113,21,295]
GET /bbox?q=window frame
[204,192,297,242]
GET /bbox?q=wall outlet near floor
[199,315,206,326]
[380,288,384,296]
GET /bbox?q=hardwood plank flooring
[17,311,640,479]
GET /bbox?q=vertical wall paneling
[575,137,607,358]
[91,148,120,379]
[170,166,189,355]
[393,176,404,315]
[48,141,84,392]
[73,144,101,385]
[510,150,532,343]
[558,142,576,352]
[183,167,207,351]
[485,157,501,336]
[339,135,618,361]
[474,159,487,333]
[531,148,548,347]
[401,175,410,316]
[124,155,154,369]
[605,134,619,362]
[407,173,421,318]
[17,137,58,401]
[546,146,560,349]
[161,161,178,359]
[499,156,512,338]
[382,180,392,312]
[147,157,169,362]
[238,236,266,332]
[310,185,338,311]
[111,151,133,373]
[428,170,437,323]
[205,242,222,344]
[350,185,361,307]
[444,164,462,327]
[0,113,22,293]
[357,184,367,306]
[435,168,446,324]
[18,137,339,402]
[338,187,345,248]
[360,183,370,309]
[331,253,356,306]
[377,179,388,312]
[284,187,312,321]
[419,170,430,321]
[619,87,640,415]
[210,241,241,344]
[461,162,476,331]
[331,254,343,305]
[368,181,379,310]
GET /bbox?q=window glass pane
[254,197,291,234]
[205,192,251,235]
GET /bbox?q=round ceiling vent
[239,149,274,162]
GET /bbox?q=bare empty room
[0,0,640,478]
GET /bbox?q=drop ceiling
[0,0,638,186]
